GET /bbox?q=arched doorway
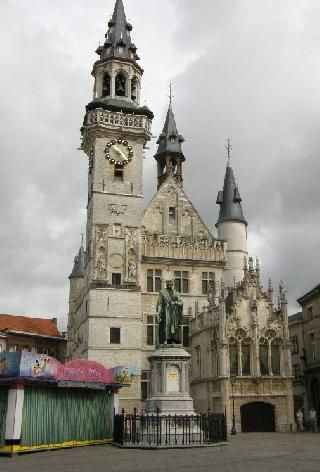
[241,402,275,432]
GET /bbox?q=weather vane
[169,82,174,106]
[225,138,232,166]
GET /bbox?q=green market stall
[0,352,134,454]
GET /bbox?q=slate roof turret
[154,104,185,159]
[69,244,85,279]
[216,164,247,226]
[96,0,140,62]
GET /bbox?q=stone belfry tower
[70,0,153,408]
[216,142,247,288]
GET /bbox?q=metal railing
[113,408,227,447]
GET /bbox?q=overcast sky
[1,0,319,330]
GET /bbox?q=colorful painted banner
[0,352,135,385]
[20,352,60,379]
[0,352,21,377]
[59,360,113,383]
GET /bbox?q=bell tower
[70,0,153,408]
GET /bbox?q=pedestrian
[296,408,304,432]
[309,407,318,433]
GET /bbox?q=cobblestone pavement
[0,433,319,472]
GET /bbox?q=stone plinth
[145,345,194,415]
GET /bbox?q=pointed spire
[268,278,273,304]
[69,238,85,279]
[255,257,260,281]
[155,88,185,157]
[96,0,139,62]
[226,138,232,167]
[216,141,247,226]
[154,89,186,189]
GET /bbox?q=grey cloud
[0,0,319,330]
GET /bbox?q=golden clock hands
[113,145,126,160]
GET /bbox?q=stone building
[288,311,306,414]
[296,284,320,421]
[191,261,295,432]
[66,0,295,429]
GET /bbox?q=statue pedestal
[145,345,194,415]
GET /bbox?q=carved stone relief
[113,224,121,236]
[141,233,224,251]
[94,225,108,280]
[88,145,94,174]
[109,253,123,269]
[125,228,138,283]
[108,204,127,216]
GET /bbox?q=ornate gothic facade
[67,0,294,430]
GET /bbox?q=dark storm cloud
[0,0,319,328]
[154,0,320,313]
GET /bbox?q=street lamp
[230,375,237,435]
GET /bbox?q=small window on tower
[102,73,111,97]
[114,164,124,182]
[131,77,138,101]
[115,72,126,96]
[112,273,121,286]
[169,207,176,224]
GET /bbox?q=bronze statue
[156,280,183,345]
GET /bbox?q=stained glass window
[259,343,268,376]
[229,344,238,376]
[242,344,251,376]
[271,343,280,375]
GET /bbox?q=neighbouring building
[0,314,66,362]
[296,283,320,422]
[288,312,306,414]
[66,0,295,432]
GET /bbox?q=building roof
[297,283,320,305]
[69,244,85,278]
[154,104,185,159]
[216,164,247,226]
[0,314,62,338]
[95,0,140,63]
[85,97,154,119]
[288,311,303,325]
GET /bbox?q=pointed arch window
[229,341,238,376]
[259,339,268,376]
[102,73,111,97]
[271,340,281,376]
[241,342,251,376]
[131,77,138,101]
[115,72,126,97]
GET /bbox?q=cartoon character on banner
[31,356,50,377]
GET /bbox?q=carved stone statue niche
[156,280,183,345]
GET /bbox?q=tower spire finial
[169,82,174,107]
[80,232,84,247]
[226,138,232,166]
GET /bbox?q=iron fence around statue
[113,409,227,447]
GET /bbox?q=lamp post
[230,375,237,435]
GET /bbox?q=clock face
[104,138,133,165]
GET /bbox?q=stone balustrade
[86,108,152,133]
[141,233,225,263]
